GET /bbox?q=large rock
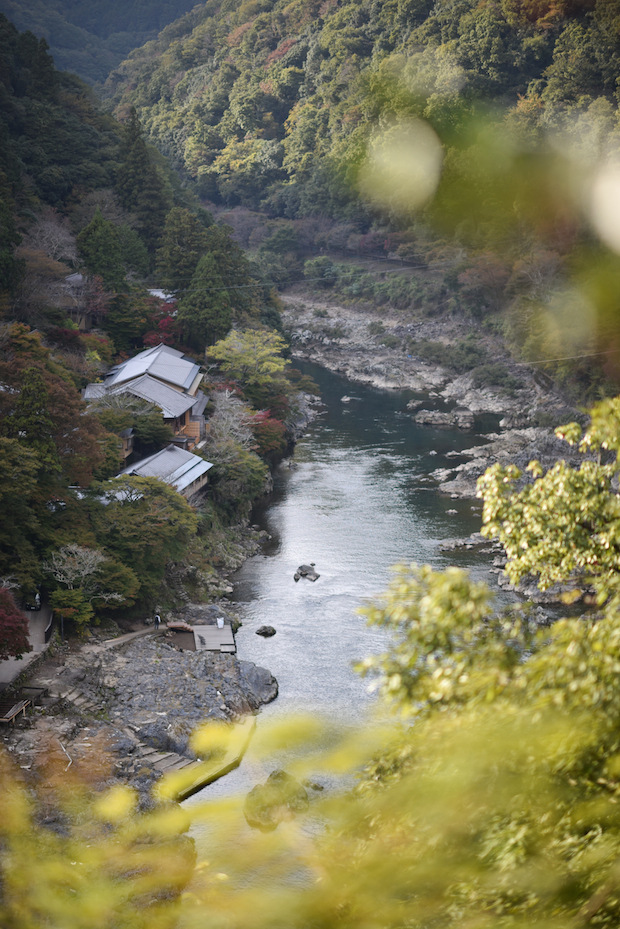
[237,660,278,705]
[72,639,278,754]
[294,563,320,582]
[453,406,475,429]
[438,426,598,498]
[256,626,276,637]
[414,408,474,430]
[244,770,309,831]
[414,410,456,428]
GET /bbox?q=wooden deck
[192,624,236,653]
[0,698,30,724]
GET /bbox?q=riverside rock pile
[282,293,567,421]
[282,294,580,448]
[8,621,279,801]
[281,294,596,503]
[434,427,600,498]
[74,637,277,758]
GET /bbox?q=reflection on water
[185,364,506,815]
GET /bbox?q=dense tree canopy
[76,209,125,291]
[177,253,233,350]
[116,108,172,252]
[90,476,198,603]
[155,206,211,296]
[0,0,204,83]
[105,0,620,214]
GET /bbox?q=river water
[185,363,509,815]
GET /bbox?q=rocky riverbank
[0,385,328,806]
[281,292,590,500]
[2,605,277,804]
[430,426,597,498]
[282,291,575,420]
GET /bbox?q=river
[185,363,510,815]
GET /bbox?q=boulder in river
[414,409,455,427]
[238,660,278,705]
[294,563,320,582]
[453,406,475,429]
[244,770,309,831]
[414,408,474,429]
[256,625,276,637]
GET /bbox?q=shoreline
[0,395,324,803]
[2,609,276,806]
[281,291,589,499]
[1,314,588,799]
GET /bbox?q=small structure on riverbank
[192,623,236,653]
[118,445,212,500]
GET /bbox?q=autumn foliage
[251,411,288,457]
[0,588,30,661]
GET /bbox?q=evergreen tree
[155,207,210,295]
[201,222,261,320]
[0,169,23,303]
[117,224,150,277]
[102,290,153,353]
[30,36,57,99]
[177,253,233,350]
[0,438,43,593]
[8,367,60,473]
[116,108,171,252]
[76,208,124,290]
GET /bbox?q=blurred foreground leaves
[9,538,620,928]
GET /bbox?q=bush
[209,447,268,521]
[471,363,522,390]
[303,257,337,287]
[380,333,400,348]
[408,338,488,372]
[252,414,288,458]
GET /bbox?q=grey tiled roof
[105,344,201,391]
[190,390,208,416]
[110,375,195,419]
[119,445,213,493]
[83,384,106,400]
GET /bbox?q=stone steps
[34,683,204,781]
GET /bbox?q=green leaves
[77,209,125,291]
[155,207,210,296]
[207,328,287,387]
[177,253,233,350]
[358,563,507,713]
[477,401,620,608]
[92,475,198,601]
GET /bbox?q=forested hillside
[0,14,302,634]
[103,0,620,397]
[106,0,618,213]
[0,0,201,83]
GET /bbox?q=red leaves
[142,299,183,348]
[251,413,287,457]
[0,588,31,661]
